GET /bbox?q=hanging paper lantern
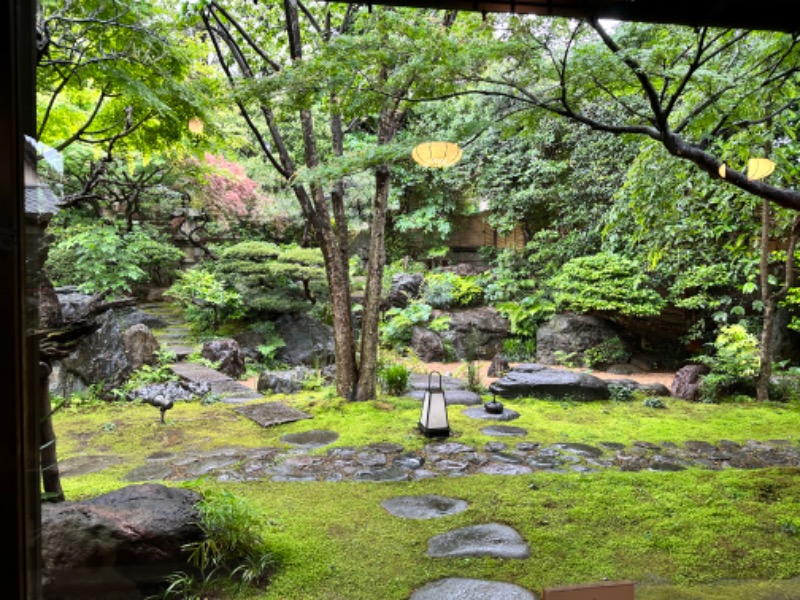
[746,157,775,181]
[412,141,462,168]
[188,117,204,135]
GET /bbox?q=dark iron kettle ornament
[484,394,504,414]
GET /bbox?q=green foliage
[379,363,411,396]
[422,272,483,309]
[553,350,580,368]
[46,222,182,296]
[175,488,275,596]
[464,361,484,393]
[502,337,537,361]
[549,253,665,317]
[608,384,633,403]
[251,321,287,367]
[583,337,630,369]
[698,324,761,402]
[380,302,434,349]
[496,292,555,338]
[214,241,327,318]
[643,397,666,409]
[165,268,243,332]
[700,324,761,379]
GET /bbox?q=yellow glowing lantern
[746,157,775,181]
[188,117,204,135]
[718,157,775,181]
[411,141,462,168]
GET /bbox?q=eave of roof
[332,0,800,32]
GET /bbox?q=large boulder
[41,484,204,600]
[258,367,311,394]
[123,324,160,371]
[411,326,445,362]
[440,306,510,361]
[488,363,610,401]
[233,329,266,361]
[536,313,621,366]
[54,309,133,395]
[386,273,424,309]
[201,338,245,379]
[274,313,335,367]
[671,364,710,401]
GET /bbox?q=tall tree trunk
[357,162,391,401]
[757,200,800,402]
[284,0,359,399]
[39,362,63,502]
[356,105,399,401]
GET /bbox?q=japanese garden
[32,0,800,598]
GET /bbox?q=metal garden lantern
[419,371,450,437]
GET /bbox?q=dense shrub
[422,272,484,308]
[47,222,183,296]
[548,253,665,316]
[698,324,761,402]
[165,268,243,332]
[214,241,328,318]
[379,363,411,396]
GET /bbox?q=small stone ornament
[484,395,504,414]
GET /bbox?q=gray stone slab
[410,578,537,600]
[409,389,483,405]
[381,494,468,519]
[59,455,123,477]
[234,402,313,428]
[552,442,604,458]
[482,425,528,437]
[409,373,467,391]
[171,362,232,383]
[354,465,410,481]
[427,523,530,559]
[123,463,173,482]
[210,380,263,402]
[281,429,339,448]
[463,407,521,421]
[477,463,533,475]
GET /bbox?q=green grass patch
[52,394,800,599]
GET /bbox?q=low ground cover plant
[52,389,800,599]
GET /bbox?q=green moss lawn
[53,393,800,599]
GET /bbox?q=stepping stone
[171,362,232,383]
[281,429,339,448]
[410,577,537,600]
[552,443,604,458]
[463,407,521,421]
[354,465,410,482]
[210,379,263,403]
[381,494,468,519]
[234,402,313,427]
[123,463,173,482]
[408,389,483,405]
[409,373,466,391]
[427,523,531,559]
[477,463,533,476]
[59,455,122,477]
[425,442,475,454]
[482,425,528,437]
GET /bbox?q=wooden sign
[542,580,635,600]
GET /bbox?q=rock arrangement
[58,433,800,485]
[489,363,670,400]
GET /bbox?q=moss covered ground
[53,393,800,599]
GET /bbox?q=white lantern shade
[419,372,450,437]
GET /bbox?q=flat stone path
[170,362,262,403]
[55,436,798,484]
